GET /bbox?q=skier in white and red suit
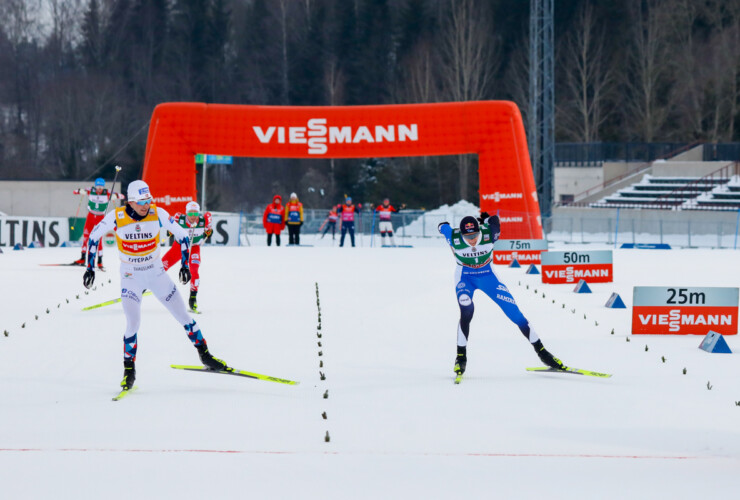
[72,177,125,267]
[82,180,228,391]
[161,201,213,312]
[374,198,406,247]
[262,194,286,246]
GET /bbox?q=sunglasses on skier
[186,211,199,217]
[135,198,152,205]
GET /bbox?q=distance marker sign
[493,239,548,265]
[541,250,613,284]
[632,286,739,335]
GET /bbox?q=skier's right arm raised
[438,221,453,244]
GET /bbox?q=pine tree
[80,0,103,70]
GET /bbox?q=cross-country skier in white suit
[82,180,229,391]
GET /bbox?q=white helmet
[290,192,297,199]
[127,180,152,203]
[186,201,200,214]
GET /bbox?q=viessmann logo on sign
[492,239,549,265]
[153,195,195,206]
[481,192,523,202]
[252,118,419,155]
[632,286,739,335]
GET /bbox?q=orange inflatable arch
[142,101,543,239]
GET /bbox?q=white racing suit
[87,204,206,361]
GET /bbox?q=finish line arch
[141,101,543,238]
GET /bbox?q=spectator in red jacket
[263,194,286,246]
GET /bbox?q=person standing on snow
[284,192,304,245]
[72,177,125,268]
[263,194,286,246]
[319,206,338,240]
[161,201,213,312]
[338,197,361,247]
[374,198,405,247]
[438,212,564,379]
[82,180,229,392]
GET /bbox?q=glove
[489,215,501,240]
[205,228,213,241]
[299,221,303,226]
[477,212,490,225]
[83,269,95,289]
[179,266,191,285]
[438,222,449,232]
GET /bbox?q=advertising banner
[0,216,70,248]
[632,287,739,335]
[142,101,543,239]
[493,239,548,265]
[541,250,613,284]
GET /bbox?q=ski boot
[196,343,229,371]
[533,340,565,370]
[72,251,85,266]
[188,291,198,312]
[454,346,467,375]
[97,255,104,270]
[121,359,136,390]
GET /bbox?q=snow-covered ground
[2,239,740,499]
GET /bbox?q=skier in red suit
[263,194,286,246]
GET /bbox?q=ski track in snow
[1,237,740,499]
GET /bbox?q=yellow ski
[83,291,153,311]
[171,365,299,385]
[112,386,137,401]
[526,366,612,378]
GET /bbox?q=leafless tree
[701,0,740,142]
[400,39,439,105]
[557,2,615,142]
[279,0,289,105]
[622,0,674,142]
[502,30,530,134]
[0,0,43,131]
[324,57,345,196]
[436,0,499,201]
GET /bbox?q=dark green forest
[1,0,739,210]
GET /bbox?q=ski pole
[370,209,376,247]
[87,166,122,263]
[70,191,85,231]
[105,165,123,212]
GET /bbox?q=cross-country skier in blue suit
[438,212,564,379]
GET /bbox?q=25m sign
[632,286,739,335]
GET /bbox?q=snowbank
[398,199,480,237]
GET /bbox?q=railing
[651,164,738,210]
[561,141,701,204]
[580,163,738,211]
[238,207,544,243]
[555,142,691,167]
[544,210,740,249]
[235,206,740,249]
[702,143,740,161]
